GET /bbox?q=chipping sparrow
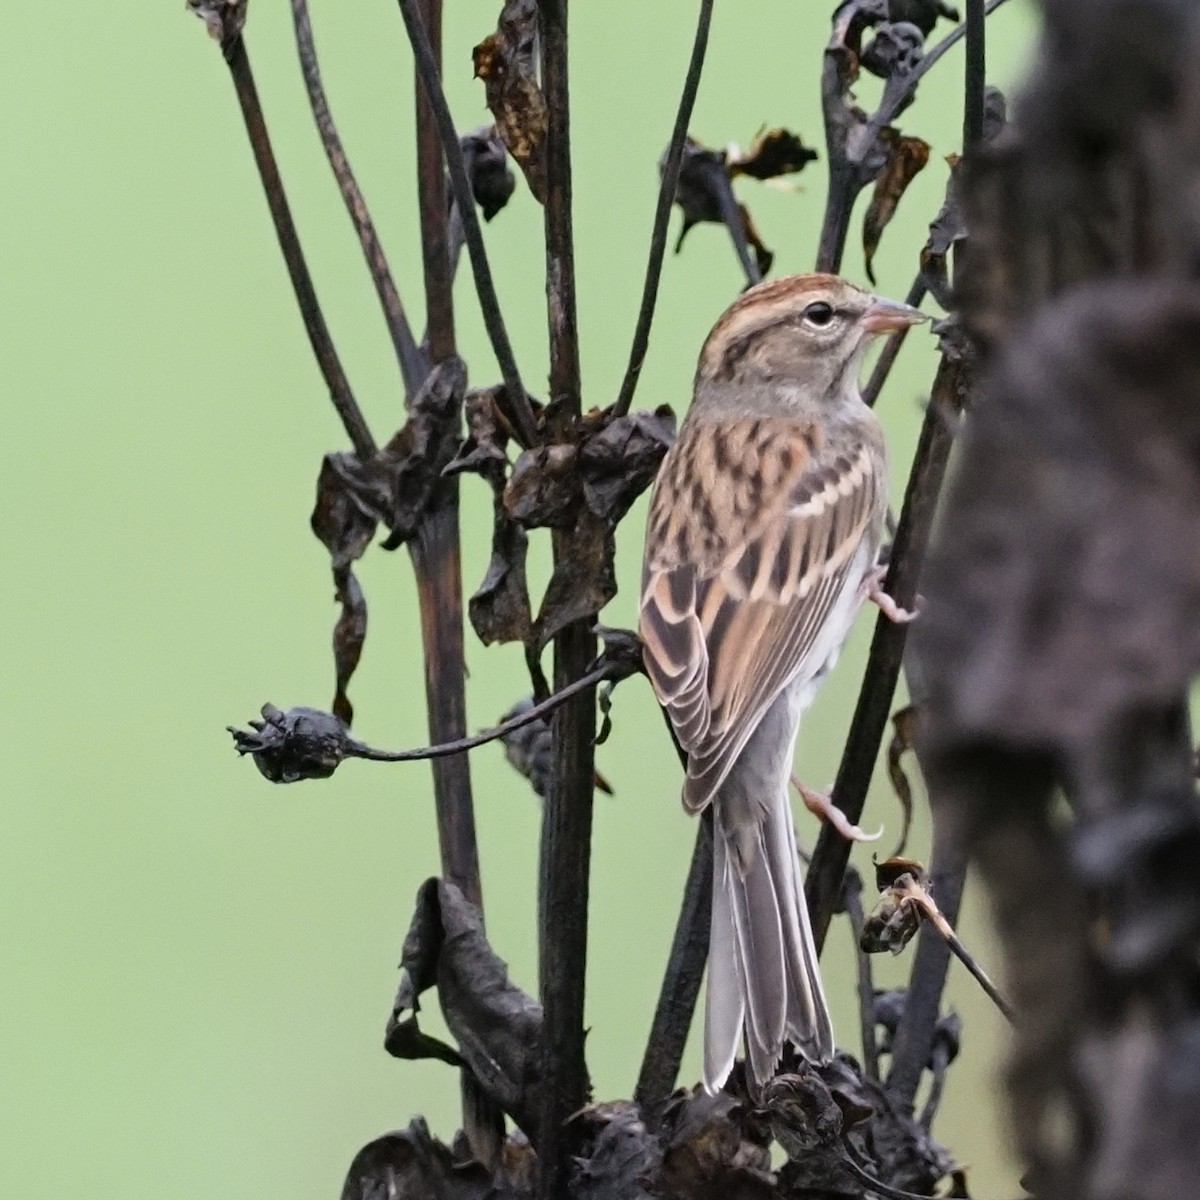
[639,273,925,1092]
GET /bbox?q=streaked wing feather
[640,415,881,812]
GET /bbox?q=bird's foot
[863,564,920,624]
[791,774,883,843]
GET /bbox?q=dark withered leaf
[340,1119,530,1200]
[227,703,360,783]
[445,386,513,487]
[864,128,931,284]
[469,514,532,647]
[386,878,548,1140]
[446,386,536,648]
[659,1089,774,1199]
[499,696,613,798]
[573,1103,661,1200]
[579,406,676,526]
[921,154,966,310]
[887,0,960,36]
[460,125,516,221]
[472,0,547,204]
[378,358,466,550]
[532,510,616,652]
[671,138,772,286]
[311,452,380,571]
[885,703,919,857]
[920,89,1006,310]
[829,0,890,77]
[727,128,819,180]
[819,1055,956,1193]
[332,569,366,725]
[763,1068,856,1184]
[503,444,579,529]
[309,360,464,719]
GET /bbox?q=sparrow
[639,273,926,1093]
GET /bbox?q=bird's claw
[863,564,920,624]
[791,774,883,843]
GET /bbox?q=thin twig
[613,0,714,417]
[354,662,613,763]
[535,4,595,1196]
[412,0,455,366]
[291,0,426,398]
[404,2,500,1161]
[806,348,972,953]
[395,0,539,447]
[223,37,376,460]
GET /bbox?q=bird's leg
[862,563,919,623]
[791,774,883,843]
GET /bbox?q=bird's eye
[803,301,835,327]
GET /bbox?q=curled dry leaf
[472,0,547,204]
[885,703,919,857]
[727,127,819,181]
[863,128,930,284]
[460,125,517,221]
[886,0,961,36]
[766,1056,958,1195]
[448,127,518,281]
[310,359,466,719]
[339,1119,534,1200]
[445,386,536,647]
[500,408,675,653]
[499,696,613,799]
[921,89,1007,310]
[386,878,549,1141]
[672,138,773,285]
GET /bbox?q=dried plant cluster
[194,0,1200,1197]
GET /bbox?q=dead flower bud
[227,703,360,783]
[861,858,933,954]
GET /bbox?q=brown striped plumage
[639,274,925,1093]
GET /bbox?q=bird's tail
[703,780,834,1093]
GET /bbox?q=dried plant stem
[964,0,988,151]
[806,350,970,953]
[396,0,539,447]
[613,0,714,417]
[534,4,597,1196]
[635,810,714,1123]
[291,0,425,398]
[223,37,376,460]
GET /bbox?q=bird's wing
[639,414,883,813]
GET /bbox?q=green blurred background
[3,2,1038,1196]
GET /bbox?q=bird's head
[694,273,926,413]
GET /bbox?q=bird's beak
[861,297,928,333]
